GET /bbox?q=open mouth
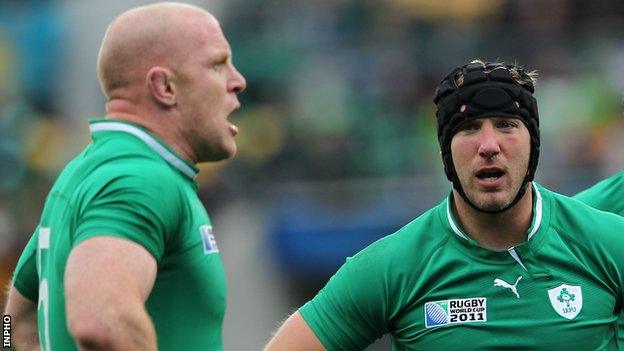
[475,168,505,181]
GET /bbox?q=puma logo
[493,276,522,298]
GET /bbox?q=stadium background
[1,0,624,349]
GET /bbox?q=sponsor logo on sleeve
[199,225,219,254]
[425,297,487,328]
[547,284,582,320]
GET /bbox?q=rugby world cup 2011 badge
[424,297,487,328]
[547,284,582,320]
[199,225,219,254]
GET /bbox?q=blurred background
[2,0,624,349]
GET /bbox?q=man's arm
[4,284,40,351]
[264,311,326,351]
[64,236,157,351]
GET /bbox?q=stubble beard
[462,177,523,212]
[199,134,237,162]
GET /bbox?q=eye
[212,61,226,71]
[496,119,519,130]
[212,56,229,71]
[458,120,480,132]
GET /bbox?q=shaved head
[97,2,246,164]
[97,2,219,98]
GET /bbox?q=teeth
[229,123,239,135]
[477,173,502,180]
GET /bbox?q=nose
[477,123,500,159]
[228,65,247,94]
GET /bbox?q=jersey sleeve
[12,229,40,302]
[73,169,182,261]
[299,250,392,351]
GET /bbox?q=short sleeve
[299,252,391,351]
[12,230,40,302]
[74,171,182,261]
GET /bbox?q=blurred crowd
[2,0,624,313]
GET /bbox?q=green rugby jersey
[300,183,624,350]
[12,119,227,351]
[574,171,624,347]
[575,171,624,216]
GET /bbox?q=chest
[148,191,226,317]
[391,252,619,350]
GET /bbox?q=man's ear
[146,67,177,107]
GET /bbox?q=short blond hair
[460,59,538,87]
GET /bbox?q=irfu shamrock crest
[557,288,576,307]
[548,284,582,320]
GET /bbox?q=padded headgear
[434,61,540,213]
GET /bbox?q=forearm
[113,308,157,351]
[12,321,41,351]
[4,286,40,351]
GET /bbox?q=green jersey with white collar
[300,183,624,350]
[12,119,227,351]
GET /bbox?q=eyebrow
[213,49,231,60]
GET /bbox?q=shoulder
[575,172,624,200]
[82,129,186,187]
[311,202,452,328]
[344,202,450,276]
[574,171,624,215]
[543,185,624,243]
[87,157,183,196]
[539,184,624,288]
[53,133,184,194]
[69,155,188,226]
[584,171,624,191]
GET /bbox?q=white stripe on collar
[446,200,470,241]
[446,183,543,243]
[90,121,197,179]
[527,182,542,240]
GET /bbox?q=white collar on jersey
[445,182,544,243]
[445,183,543,271]
[89,121,198,179]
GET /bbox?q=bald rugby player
[3,2,246,350]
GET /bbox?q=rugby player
[265,59,624,350]
[3,2,246,350]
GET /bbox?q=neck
[452,184,533,250]
[104,98,198,164]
